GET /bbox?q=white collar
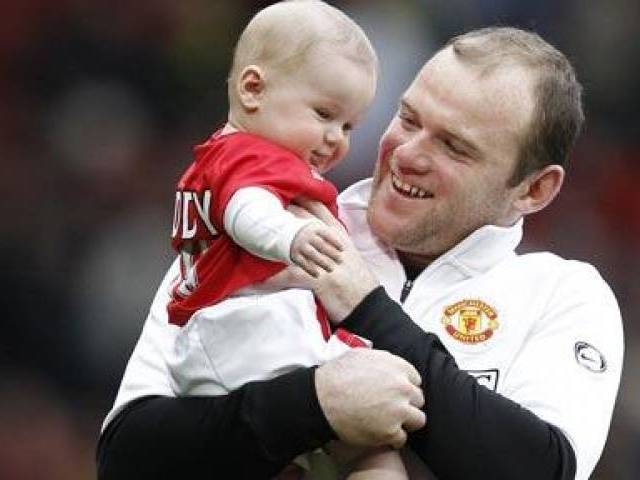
[339,178,523,282]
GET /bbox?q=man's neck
[397,251,431,280]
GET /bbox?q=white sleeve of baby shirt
[223,186,315,263]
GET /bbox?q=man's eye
[444,139,466,156]
[398,113,418,128]
[315,108,332,120]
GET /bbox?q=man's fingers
[287,203,314,219]
[262,265,314,290]
[388,428,407,450]
[315,349,427,449]
[384,353,422,387]
[295,197,340,227]
[403,405,427,432]
[403,363,422,388]
[408,383,425,409]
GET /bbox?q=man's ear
[237,65,265,111]
[513,164,565,215]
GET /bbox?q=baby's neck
[220,122,239,135]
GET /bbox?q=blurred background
[1,0,638,478]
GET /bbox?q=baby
[167,1,407,478]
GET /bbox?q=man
[97,27,623,480]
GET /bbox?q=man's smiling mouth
[391,172,433,199]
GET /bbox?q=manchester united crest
[441,299,499,344]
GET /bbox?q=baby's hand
[290,222,344,277]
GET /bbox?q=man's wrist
[341,286,425,347]
[340,286,388,327]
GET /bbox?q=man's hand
[259,264,312,291]
[312,234,380,324]
[290,221,344,277]
[315,349,426,449]
[293,197,347,233]
[289,198,380,323]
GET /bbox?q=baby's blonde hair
[228,0,377,104]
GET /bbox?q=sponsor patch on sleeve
[465,369,499,391]
[574,341,607,373]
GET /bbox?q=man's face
[367,47,535,264]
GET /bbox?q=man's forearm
[341,287,577,480]
[97,368,334,479]
[237,366,335,465]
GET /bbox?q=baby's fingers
[301,242,338,273]
[291,246,320,277]
[310,235,342,264]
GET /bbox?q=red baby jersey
[167,131,339,326]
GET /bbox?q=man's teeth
[391,173,430,198]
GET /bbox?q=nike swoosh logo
[579,351,597,363]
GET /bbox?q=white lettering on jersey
[171,190,219,299]
[182,192,197,239]
[192,190,217,236]
[172,190,218,240]
[172,191,182,238]
[174,251,198,298]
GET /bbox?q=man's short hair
[446,27,584,186]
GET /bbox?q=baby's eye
[314,108,332,120]
[343,123,353,132]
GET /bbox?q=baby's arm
[224,186,314,262]
[224,186,344,276]
[347,448,408,480]
[327,443,408,480]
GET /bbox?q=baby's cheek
[335,143,349,166]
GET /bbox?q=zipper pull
[400,279,414,303]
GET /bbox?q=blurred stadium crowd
[1,1,638,478]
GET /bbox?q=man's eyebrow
[401,97,482,157]
[446,129,481,156]
[399,99,417,115]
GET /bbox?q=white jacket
[104,178,623,480]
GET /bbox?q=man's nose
[394,133,433,174]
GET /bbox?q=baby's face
[251,49,376,174]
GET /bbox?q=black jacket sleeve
[97,367,334,480]
[341,287,577,480]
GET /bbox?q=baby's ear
[237,65,265,111]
